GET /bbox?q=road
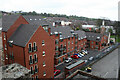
[91,48,118,79]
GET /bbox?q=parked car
[82,50,88,54]
[65,57,72,63]
[88,57,94,61]
[54,70,61,76]
[74,53,82,58]
[81,51,86,55]
[79,53,84,57]
[86,67,92,72]
[71,55,79,59]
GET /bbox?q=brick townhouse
[50,27,87,65]
[2,15,55,78]
[86,32,108,50]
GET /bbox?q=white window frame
[28,43,32,52]
[29,55,33,64]
[33,42,36,51]
[5,44,7,50]
[42,40,45,46]
[4,33,6,40]
[6,53,8,60]
[30,66,34,75]
[43,61,46,67]
[35,64,38,73]
[43,72,46,76]
[34,54,37,63]
[42,51,45,56]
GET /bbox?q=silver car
[65,58,72,63]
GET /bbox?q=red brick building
[86,32,108,50]
[2,15,55,79]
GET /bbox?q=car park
[65,58,72,63]
[71,55,79,59]
[54,69,61,76]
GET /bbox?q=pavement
[91,48,118,79]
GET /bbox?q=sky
[0,0,119,21]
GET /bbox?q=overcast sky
[0,0,119,21]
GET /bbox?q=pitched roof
[74,30,86,39]
[2,14,20,32]
[51,26,73,39]
[23,15,52,26]
[86,32,103,41]
[8,24,39,47]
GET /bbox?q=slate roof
[74,30,86,39]
[23,15,53,27]
[86,32,103,41]
[8,24,39,47]
[50,26,73,39]
[2,14,20,32]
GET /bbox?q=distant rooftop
[1,63,31,79]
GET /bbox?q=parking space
[55,49,101,77]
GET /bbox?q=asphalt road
[91,48,118,79]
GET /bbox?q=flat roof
[66,60,85,70]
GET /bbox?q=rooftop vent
[60,37,63,40]
[96,37,100,40]
[54,32,58,34]
[30,19,32,20]
[39,19,41,20]
[78,38,81,40]
[35,19,37,20]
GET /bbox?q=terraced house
[2,14,108,79]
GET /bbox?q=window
[29,55,33,64]
[91,42,94,44]
[55,39,59,44]
[43,61,46,67]
[4,34,6,40]
[34,54,38,63]
[72,41,73,44]
[63,57,65,61]
[43,27,48,32]
[6,53,8,60]
[43,51,45,56]
[92,46,94,48]
[58,59,61,64]
[96,42,98,45]
[35,75,38,80]
[42,40,45,46]
[28,43,32,53]
[5,44,7,50]
[30,66,34,75]
[12,52,14,60]
[68,41,70,45]
[33,42,37,51]
[43,72,46,76]
[9,43,13,47]
[104,37,106,39]
[55,46,58,51]
[55,52,58,57]
[35,65,38,73]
